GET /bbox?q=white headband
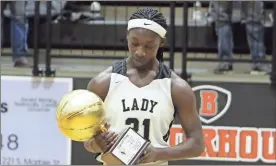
[127,19,167,38]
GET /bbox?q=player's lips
[133,57,145,63]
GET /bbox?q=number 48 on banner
[1,134,19,151]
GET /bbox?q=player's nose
[135,47,146,58]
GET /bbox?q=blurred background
[1,1,276,165]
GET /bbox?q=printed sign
[169,124,276,163]
[1,76,73,165]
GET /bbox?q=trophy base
[102,127,150,165]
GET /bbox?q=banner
[170,124,276,163]
[169,84,276,164]
[1,76,73,165]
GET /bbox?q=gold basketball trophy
[56,89,150,165]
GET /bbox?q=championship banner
[1,76,73,165]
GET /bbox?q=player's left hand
[137,145,161,164]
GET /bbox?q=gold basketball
[56,89,106,142]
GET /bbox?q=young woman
[84,7,204,165]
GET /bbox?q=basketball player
[84,8,205,165]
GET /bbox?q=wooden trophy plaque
[101,127,150,165]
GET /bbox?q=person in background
[1,1,30,67]
[1,1,68,68]
[210,1,271,75]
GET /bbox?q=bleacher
[2,1,274,54]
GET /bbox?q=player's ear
[160,37,166,47]
[126,31,129,41]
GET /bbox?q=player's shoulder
[170,71,195,108]
[87,66,113,100]
[89,66,113,86]
[89,59,126,85]
[87,60,126,100]
[170,71,193,96]
[170,72,189,87]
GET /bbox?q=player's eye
[145,45,154,50]
[131,43,139,47]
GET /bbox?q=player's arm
[83,67,112,153]
[156,72,205,160]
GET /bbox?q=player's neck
[127,58,158,73]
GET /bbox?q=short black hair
[129,8,167,62]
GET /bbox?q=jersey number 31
[125,118,150,140]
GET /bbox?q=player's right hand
[93,131,118,153]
